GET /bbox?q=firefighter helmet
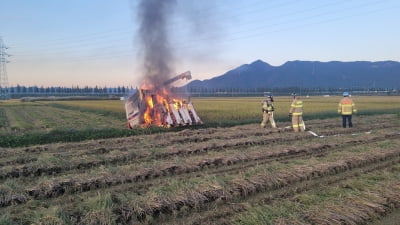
[343,91,349,97]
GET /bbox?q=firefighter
[289,94,305,132]
[338,91,357,128]
[260,95,277,128]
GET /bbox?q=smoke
[137,0,177,87]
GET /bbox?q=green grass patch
[0,127,164,147]
[0,107,8,128]
[0,214,14,225]
[47,103,125,119]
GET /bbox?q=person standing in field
[260,95,277,128]
[338,91,357,128]
[289,94,305,132]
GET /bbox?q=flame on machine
[125,71,202,128]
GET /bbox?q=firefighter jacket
[262,100,274,113]
[338,97,357,115]
[289,98,303,116]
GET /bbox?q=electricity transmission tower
[0,37,11,100]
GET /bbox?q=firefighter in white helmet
[260,95,277,128]
[289,93,305,132]
[338,91,357,128]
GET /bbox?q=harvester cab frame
[124,71,202,128]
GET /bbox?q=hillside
[187,60,400,89]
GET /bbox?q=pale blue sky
[1,0,399,87]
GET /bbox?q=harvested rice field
[1,111,400,224]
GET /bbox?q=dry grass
[193,96,400,122]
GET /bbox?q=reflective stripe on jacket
[262,100,274,112]
[338,97,356,115]
[289,99,303,116]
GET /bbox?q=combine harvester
[125,71,202,128]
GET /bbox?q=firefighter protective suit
[260,97,276,128]
[289,96,305,132]
[338,92,357,128]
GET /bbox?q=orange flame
[139,84,188,127]
[172,98,183,110]
[143,97,152,125]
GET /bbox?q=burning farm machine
[125,71,202,128]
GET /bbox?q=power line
[0,37,11,100]
[5,1,399,64]
[0,0,307,55]
[170,1,399,51]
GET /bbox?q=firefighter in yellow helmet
[260,95,277,128]
[289,93,305,132]
[338,91,357,128]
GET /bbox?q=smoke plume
[137,0,177,87]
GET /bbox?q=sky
[1,0,399,87]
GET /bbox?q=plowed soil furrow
[0,131,396,207]
[0,129,397,207]
[18,143,341,200]
[0,130,396,210]
[116,147,400,223]
[208,133,400,177]
[0,194,29,208]
[0,157,37,167]
[30,135,397,199]
[302,182,400,225]
[2,125,398,181]
[0,126,284,159]
[0,116,397,160]
[0,133,310,179]
[163,158,400,225]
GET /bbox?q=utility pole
[0,37,11,100]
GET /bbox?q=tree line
[174,86,399,97]
[6,85,399,98]
[9,85,136,98]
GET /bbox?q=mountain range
[186,60,400,89]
